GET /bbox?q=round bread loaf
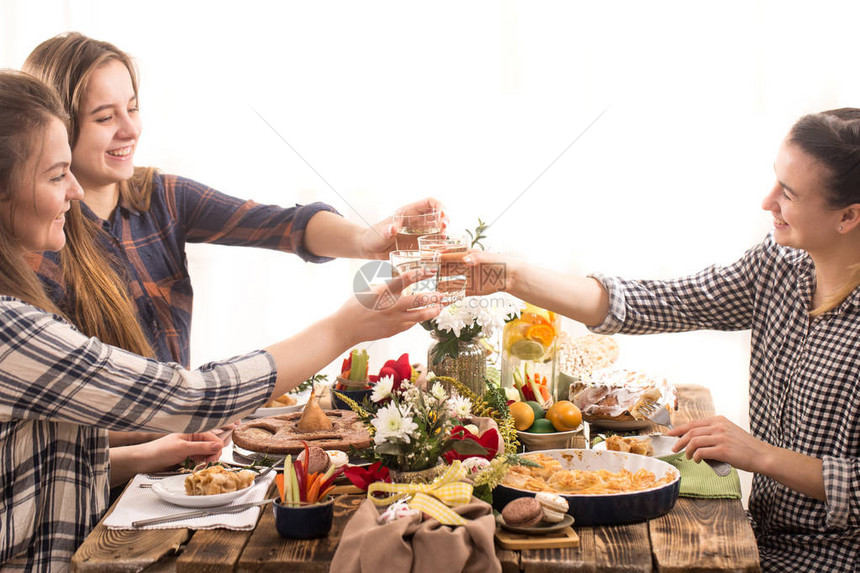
[501,497,543,528]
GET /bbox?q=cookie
[535,491,569,524]
[501,497,543,528]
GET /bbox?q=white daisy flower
[372,403,418,445]
[371,375,394,403]
[447,394,473,418]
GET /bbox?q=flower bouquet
[335,375,497,475]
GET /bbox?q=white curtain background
[4,0,860,504]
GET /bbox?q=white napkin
[104,472,276,530]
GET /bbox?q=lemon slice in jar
[510,339,545,361]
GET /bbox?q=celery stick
[283,455,292,503]
[289,462,300,505]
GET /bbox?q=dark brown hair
[789,108,860,315]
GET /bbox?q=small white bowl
[516,425,584,451]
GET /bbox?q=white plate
[219,441,286,466]
[247,387,311,419]
[151,474,255,508]
[592,435,681,458]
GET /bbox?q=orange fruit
[526,324,556,347]
[509,401,536,431]
[546,400,582,431]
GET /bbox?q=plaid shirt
[0,297,275,571]
[31,173,338,367]
[591,234,860,572]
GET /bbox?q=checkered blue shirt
[591,234,860,572]
[30,173,338,367]
[0,298,276,571]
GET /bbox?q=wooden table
[71,384,761,572]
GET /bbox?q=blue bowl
[273,499,335,539]
[493,449,680,526]
[331,387,373,410]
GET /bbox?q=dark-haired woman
[466,109,860,571]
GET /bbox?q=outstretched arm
[303,198,446,260]
[463,250,611,327]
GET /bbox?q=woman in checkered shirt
[468,110,860,571]
[0,71,440,572]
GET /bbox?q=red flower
[343,461,391,492]
[443,425,501,464]
[376,353,412,393]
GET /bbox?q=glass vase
[427,334,487,398]
[388,461,445,485]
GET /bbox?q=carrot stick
[307,472,322,503]
[318,485,335,502]
[275,473,285,503]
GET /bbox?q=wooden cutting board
[494,526,580,550]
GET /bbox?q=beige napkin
[104,472,275,530]
[331,497,501,573]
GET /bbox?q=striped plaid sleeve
[822,456,857,529]
[165,174,341,263]
[25,250,68,309]
[588,240,765,335]
[0,298,275,432]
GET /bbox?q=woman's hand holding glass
[358,197,448,260]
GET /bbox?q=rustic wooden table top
[71,384,761,572]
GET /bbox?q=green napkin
[659,452,742,499]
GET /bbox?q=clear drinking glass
[417,233,468,304]
[388,250,441,306]
[393,208,442,250]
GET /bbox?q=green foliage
[465,218,489,250]
[291,373,327,394]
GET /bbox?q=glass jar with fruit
[501,303,562,407]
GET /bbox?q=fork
[637,400,733,477]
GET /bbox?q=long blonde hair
[23,32,156,212]
[21,33,156,356]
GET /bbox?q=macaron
[501,497,543,528]
[535,492,569,524]
[297,446,331,474]
[327,450,349,469]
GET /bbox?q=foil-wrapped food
[570,368,677,423]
